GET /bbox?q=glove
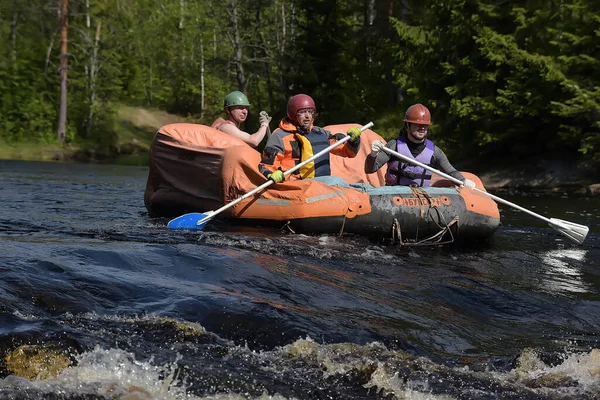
[462,178,476,189]
[347,127,361,142]
[267,170,284,183]
[371,140,385,154]
[259,111,272,127]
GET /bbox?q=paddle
[168,121,375,231]
[380,146,589,244]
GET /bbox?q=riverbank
[472,156,600,196]
[75,106,187,165]
[1,106,598,195]
[0,106,186,165]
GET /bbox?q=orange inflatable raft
[144,123,500,244]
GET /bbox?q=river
[0,159,598,399]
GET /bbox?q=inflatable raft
[144,123,500,245]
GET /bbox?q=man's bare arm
[218,124,268,147]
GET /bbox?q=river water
[0,159,598,399]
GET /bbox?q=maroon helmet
[287,94,316,123]
[403,103,432,125]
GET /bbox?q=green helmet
[223,90,250,108]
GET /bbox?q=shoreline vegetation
[2,1,598,196]
[1,106,598,196]
[0,106,185,165]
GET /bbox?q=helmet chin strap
[298,124,310,133]
[295,117,312,133]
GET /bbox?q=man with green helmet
[211,90,272,148]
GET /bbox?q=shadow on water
[0,160,599,399]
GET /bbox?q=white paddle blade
[549,218,589,244]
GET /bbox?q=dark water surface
[0,159,598,399]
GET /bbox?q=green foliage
[0,0,597,164]
[387,0,600,161]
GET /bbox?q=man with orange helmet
[365,103,475,188]
[211,90,272,147]
[259,94,362,183]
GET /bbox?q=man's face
[227,106,248,123]
[295,108,315,129]
[407,123,428,143]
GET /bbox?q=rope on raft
[282,220,296,234]
[393,186,460,246]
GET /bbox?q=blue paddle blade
[167,212,212,231]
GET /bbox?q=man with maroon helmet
[259,94,361,183]
[365,103,475,188]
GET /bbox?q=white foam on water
[280,337,600,399]
[281,337,457,399]
[489,347,600,397]
[365,364,455,399]
[517,348,600,387]
[0,346,292,400]
[360,245,399,262]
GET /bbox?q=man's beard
[409,131,425,143]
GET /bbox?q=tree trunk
[276,1,286,96]
[10,11,19,75]
[213,31,217,58]
[85,0,90,27]
[57,0,69,144]
[258,17,275,110]
[179,0,184,29]
[228,0,246,92]
[388,0,395,30]
[281,0,286,53]
[44,32,57,75]
[85,0,90,90]
[86,21,101,137]
[400,0,408,23]
[200,36,205,118]
[290,0,296,44]
[366,0,376,65]
[147,60,153,105]
[397,0,408,103]
[277,0,295,97]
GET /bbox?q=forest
[0,0,598,166]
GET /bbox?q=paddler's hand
[462,179,476,189]
[259,111,272,128]
[371,140,385,154]
[347,127,361,143]
[267,170,284,183]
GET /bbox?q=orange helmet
[287,94,316,123]
[403,103,432,125]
